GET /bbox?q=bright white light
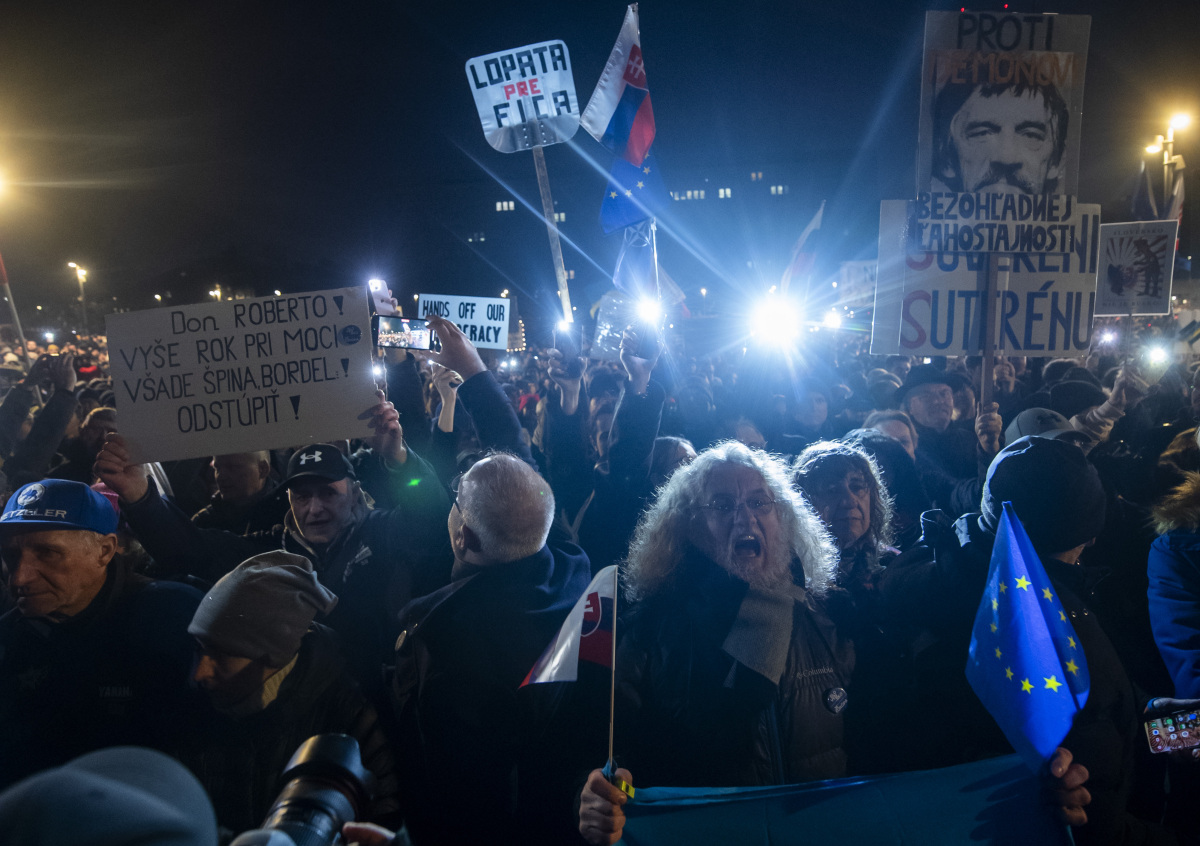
[749,298,802,345]
[1171,114,1191,131]
[43,332,53,342]
[636,298,662,324]
[507,357,518,368]
[274,290,282,297]
[372,365,384,377]
[1148,347,1169,364]
[154,294,162,302]
[556,319,571,333]
[1147,143,1163,154]
[1100,330,1117,344]
[823,310,843,329]
[700,287,707,297]
[368,278,385,291]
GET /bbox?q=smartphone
[553,324,583,378]
[368,279,398,317]
[626,322,662,361]
[374,315,433,350]
[1145,708,1200,754]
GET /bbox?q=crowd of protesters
[2,311,1200,845]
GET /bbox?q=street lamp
[1146,113,1189,211]
[67,262,88,336]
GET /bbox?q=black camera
[230,734,375,846]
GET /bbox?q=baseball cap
[0,480,119,535]
[285,443,356,488]
[1004,407,1091,445]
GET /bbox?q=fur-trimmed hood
[1153,472,1200,535]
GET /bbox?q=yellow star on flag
[992,598,998,611]
[1042,587,1054,601]
[990,622,997,633]
[1068,637,1076,649]
[1060,611,1067,622]
[1066,659,1080,676]
[1015,576,1031,591]
[994,647,1002,659]
[609,191,618,198]
[624,189,633,197]
[1021,678,1034,693]
[643,166,651,174]
[1044,675,1062,692]
[999,581,1007,593]
[1005,667,1014,680]
[637,181,645,189]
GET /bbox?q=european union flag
[600,152,668,235]
[965,503,1090,772]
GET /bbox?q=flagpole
[531,144,575,324]
[607,563,618,772]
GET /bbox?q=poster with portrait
[1093,220,1179,316]
[916,12,1091,197]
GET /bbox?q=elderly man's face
[693,464,789,589]
[949,88,1061,195]
[212,453,269,504]
[905,383,955,432]
[288,479,356,545]
[1,529,114,618]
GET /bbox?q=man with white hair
[579,442,849,844]
[390,451,592,846]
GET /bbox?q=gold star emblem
[1060,611,1067,622]
[625,189,633,197]
[994,647,1002,659]
[609,191,618,198]
[1044,675,1062,692]
[1005,667,1014,680]
[1021,678,1034,694]
[999,582,1007,594]
[643,166,651,174]
[1042,587,1054,601]
[1066,659,1080,676]
[1015,576,1031,591]
[990,622,997,633]
[992,598,999,611]
[636,181,644,189]
[1068,637,1076,649]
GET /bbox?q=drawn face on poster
[928,52,1075,196]
[916,13,1090,197]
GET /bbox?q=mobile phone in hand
[1145,708,1200,754]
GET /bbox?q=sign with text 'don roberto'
[106,287,377,463]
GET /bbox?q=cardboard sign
[466,40,580,153]
[874,201,1102,356]
[907,193,1089,255]
[417,294,510,350]
[1094,220,1179,316]
[917,13,1091,197]
[106,288,377,463]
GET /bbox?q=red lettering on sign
[503,84,516,100]
[517,81,529,96]
[529,78,541,94]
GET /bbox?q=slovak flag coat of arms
[521,565,617,686]
[580,5,656,166]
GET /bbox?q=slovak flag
[581,5,655,166]
[521,565,617,686]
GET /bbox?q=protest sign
[917,13,1091,197]
[870,200,908,355]
[417,294,510,350]
[1094,220,1179,316]
[907,192,1088,255]
[896,204,1100,356]
[465,41,580,154]
[106,288,377,463]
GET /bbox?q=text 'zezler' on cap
[0,480,119,535]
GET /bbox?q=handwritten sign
[106,287,377,462]
[417,294,510,350]
[465,40,579,153]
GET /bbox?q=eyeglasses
[449,472,464,512]
[697,495,777,518]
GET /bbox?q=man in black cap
[0,479,203,788]
[94,392,451,692]
[896,364,1001,515]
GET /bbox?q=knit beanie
[979,436,1106,555]
[1049,380,1107,420]
[189,550,338,667]
[0,746,217,846]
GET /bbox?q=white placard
[417,294,510,350]
[1094,220,1179,316]
[106,287,377,463]
[465,40,579,153]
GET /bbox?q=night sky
[0,0,1196,331]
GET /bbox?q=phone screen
[376,316,432,350]
[368,280,398,317]
[1145,709,1200,754]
